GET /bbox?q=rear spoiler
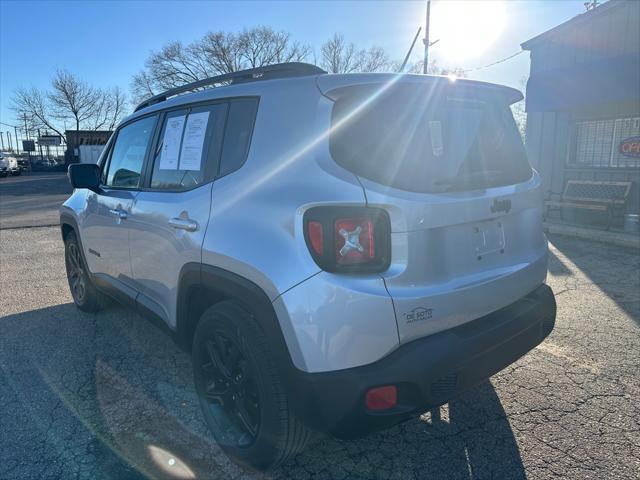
[316,73,523,105]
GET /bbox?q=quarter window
[105,116,157,188]
[150,104,227,190]
[218,99,259,177]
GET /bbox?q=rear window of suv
[329,84,532,193]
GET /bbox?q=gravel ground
[0,226,638,480]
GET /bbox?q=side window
[150,103,227,190]
[218,99,259,177]
[105,115,157,188]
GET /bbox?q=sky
[0,0,589,131]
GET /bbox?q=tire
[192,301,312,471]
[64,230,108,312]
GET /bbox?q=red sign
[619,136,640,158]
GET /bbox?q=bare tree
[12,86,66,139]
[131,26,311,103]
[49,69,101,135]
[510,77,528,141]
[320,33,390,73]
[400,58,467,77]
[11,70,127,143]
[238,27,310,68]
[89,87,127,131]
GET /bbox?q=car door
[80,114,158,287]
[127,102,230,327]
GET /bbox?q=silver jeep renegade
[61,63,556,470]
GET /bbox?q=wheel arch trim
[176,263,295,371]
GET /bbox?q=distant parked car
[0,153,7,177]
[0,154,22,176]
[17,157,29,171]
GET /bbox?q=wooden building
[522,0,640,222]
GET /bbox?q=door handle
[109,208,128,220]
[168,217,198,232]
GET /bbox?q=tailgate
[364,174,548,344]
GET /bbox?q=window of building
[571,117,640,168]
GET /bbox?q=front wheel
[64,231,108,312]
[192,301,312,471]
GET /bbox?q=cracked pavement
[0,226,638,479]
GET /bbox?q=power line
[460,50,525,73]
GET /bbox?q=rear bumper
[285,283,556,438]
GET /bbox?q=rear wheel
[64,231,108,312]
[192,301,312,471]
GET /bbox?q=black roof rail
[134,62,326,112]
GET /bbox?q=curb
[544,222,640,250]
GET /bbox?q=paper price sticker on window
[429,120,444,157]
[159,115,186,170]
[179,112,210,171]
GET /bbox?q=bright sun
[430,1,507,61]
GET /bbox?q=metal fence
[0,129,67,171]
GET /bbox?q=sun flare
[430,0,507,61]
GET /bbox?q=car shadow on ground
[548,234,640,325]
[1,302,526,480]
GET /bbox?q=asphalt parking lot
[1,175,639,479]
[0,172,71,229]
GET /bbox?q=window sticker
[429,120,444,157]
[159,115,186,170]
[179,111,210,171]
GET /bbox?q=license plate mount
[473,220,506,257]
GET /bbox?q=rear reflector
[365,385,397,411]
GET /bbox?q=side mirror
[68,163,101,191]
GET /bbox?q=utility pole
[23,113,32,169]
[22,114,29,140]
[399,26,422,73]
[423,0,432,74]
[0,132,4,150]
[37,128,44,161]
[14,126,20,154]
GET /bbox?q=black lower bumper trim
[284,284,556,438]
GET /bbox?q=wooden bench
[545,180,633,229]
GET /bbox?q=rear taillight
[304,207,390,273]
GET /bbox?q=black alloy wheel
[192,301,313,471]
[195,330,261,447]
